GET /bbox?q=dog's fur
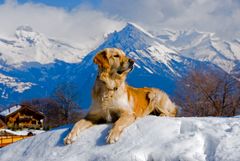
[64,48,177,144]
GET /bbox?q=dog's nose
[128,59,134,66]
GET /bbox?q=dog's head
[94,48,134,90]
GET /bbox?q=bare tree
[22,97,84,129]
[21,83,83,129]
[175,70,240,117]
[52,83,82,123]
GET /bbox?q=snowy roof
[0,129,25,136]
[0,105,22,117]
[0,129,45,136]
[0,105,45,119]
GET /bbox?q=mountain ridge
[156,28,240,73]
[0,23,237,107]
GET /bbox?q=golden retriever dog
[64,48,177,144]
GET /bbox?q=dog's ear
[94,50,110,69]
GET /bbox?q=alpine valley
[0,23,239,108]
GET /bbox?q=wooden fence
[0,135,30,148]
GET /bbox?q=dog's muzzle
[117,59,134,74]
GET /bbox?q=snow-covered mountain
[0,23,231,108]
[0,26,93,106]
[0,25,89,67]
[71,23,227,108]
[1,116,240,161]
[156,29,240,73]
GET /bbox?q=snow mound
[1,116,240,161]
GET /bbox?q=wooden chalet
[0,119,6,129]
[0,105,45,130]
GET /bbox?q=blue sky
[18,0,85,9]
[0,0,101,9]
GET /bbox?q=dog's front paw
[106,129,121,144]
[64,132,77,145]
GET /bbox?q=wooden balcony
[0,135,31,148]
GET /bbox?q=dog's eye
[117,70,123,74]
[114,55,120,58]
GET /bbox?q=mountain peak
[102,23,157,51]
[124,22,154,38]
[16,25,34,32]
[15,25,42,44]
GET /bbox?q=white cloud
[0,0,239,45]
[0,1,124,47]
[95,0,240,40]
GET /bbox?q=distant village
[0,104,45,148]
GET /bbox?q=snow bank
[0,129,45,136]
[0,116,240,161]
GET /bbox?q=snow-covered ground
[0,116,240,161]
[0,129,45,136]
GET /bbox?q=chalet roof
[0,105,22,117]
[0,105,44,119]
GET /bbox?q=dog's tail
[148,89,177,117]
